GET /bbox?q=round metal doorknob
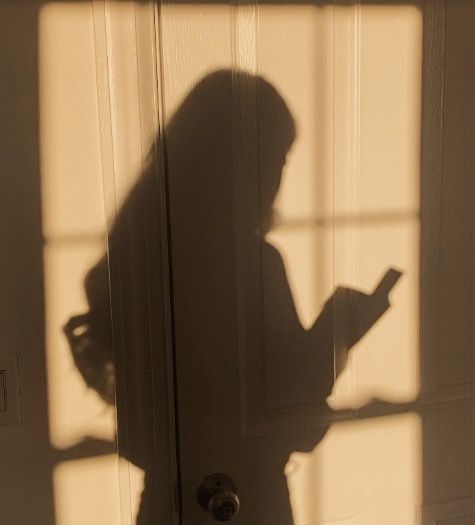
[197,473,240,521]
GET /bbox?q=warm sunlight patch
[40,2,424,524]
[54,456,144,525]
[287,412,422,525]
[39,1,115,450]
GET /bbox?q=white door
[158,1,473,524]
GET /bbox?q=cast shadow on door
[64,70,401,523]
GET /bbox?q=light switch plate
[0,353,21,425]
[0,371,6,412]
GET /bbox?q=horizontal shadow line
[273,209,420,230]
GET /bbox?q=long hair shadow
[64,69,401,523]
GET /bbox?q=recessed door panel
[158,2,451,524]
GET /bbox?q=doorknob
[197,473,240,521]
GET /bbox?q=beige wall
[0,2,55,523]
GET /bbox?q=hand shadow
[63,69,402,524]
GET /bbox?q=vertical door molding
[419,0,446,397]
[92,1,178,523]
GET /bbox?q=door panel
[158,1,473,524]
[42,2,177,523]
[39,4,125,523]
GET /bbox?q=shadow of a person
[64,69,401,523]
